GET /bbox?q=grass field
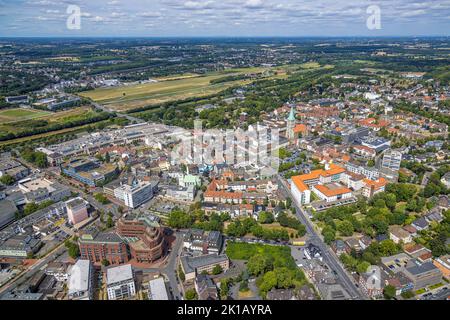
[0,106,92,134]
[0,108,52,123]
[80,66,289,111]
[225,242,297,269]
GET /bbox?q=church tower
[286,105,296,141]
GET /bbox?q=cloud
[1,0,450,36]
[244,0,264,9]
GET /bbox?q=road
[0,245,66,296]
[92,102,144,124]
[135,231,185,300]
[276,174,367,300]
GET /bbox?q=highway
[276,174,367,300]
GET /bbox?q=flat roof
[68,260,91,295]
[148,277,169,300]
[107,264,134,285]
[314,183,352,197]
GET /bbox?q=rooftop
[107,264,134,285]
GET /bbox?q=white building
[68,260,94,300]
[148,277,169,300]
[382,150,402,172]
[106,264,136,300]
[114,177,154,209]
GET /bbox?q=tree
[65,239,80,259]
[220,279,230,299]
[104,152,110,163]
[94,193,110,205]
[168,209,195,229]
[185,289,198,300]
[178,265,185,282]
[247,254,273,276]
[0,174,15,185]
[102,259,110,267]
[383,285,396,300]
[337,220,354,236]
[258,211,274,224]
[106,214,114,228]
[212,264,223,275]
[356,261,371,274]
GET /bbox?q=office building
[67,259,94,300]
[61,158,118,187]
[117,215,167,264]
[180,254,229,281]
[0,200,17,229]
[78,228,129,265]
[18,177,71,204]
[113,176,154,209]
[66,197,89,225]
[106,264,136,300]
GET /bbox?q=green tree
[247,254,273,276]
[383,285,397,300]
[0,174,15,185]
[102,259,110,267]
[212,264,223,275]
[337,220,354,236]
[65,239,80,259]
[220,279,230,299]
[185,289,198,300]
[106,214,114,228]
[258,211,275,224]
[168,209,195,229]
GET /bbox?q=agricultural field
[79,66,289,111]
[0,108,52,123]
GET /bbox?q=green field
[80,66,288,111]
[0,108,52,123]
[225,242,297,269]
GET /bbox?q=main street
[276,174,367,300]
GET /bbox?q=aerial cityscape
[0,0,449,305]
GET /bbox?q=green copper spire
[287,106,296,122]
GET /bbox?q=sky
[0,0,449,37]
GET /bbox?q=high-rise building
[113,176,154,209]
[66,197,89,225]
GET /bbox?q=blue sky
[0,0,449,37]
